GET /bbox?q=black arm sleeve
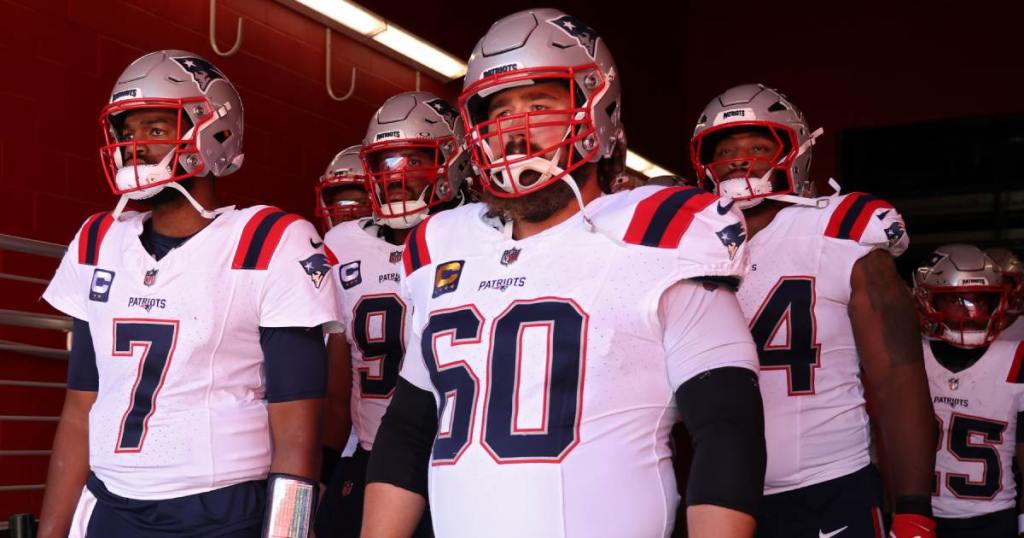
[366,377,438,497]
[676,366,766,517]
[68,318,99,391]
[260,326,328,403]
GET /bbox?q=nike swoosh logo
[310,238,323,249]
[819,526,848,538]
[876,209,890,220]
[717,199,735,215]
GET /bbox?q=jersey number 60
[422,298,588,464]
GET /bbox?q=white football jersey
[398,186,758,538]
[324,219,407,451]
[928,339,1024,518]
[43,207,340,500]
[999,317,1024,341]
[736,192,910,494]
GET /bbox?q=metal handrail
[0,450,51,456]
[0,234,65,258]
[0,340,69,360]
[0,484,45,492]
[0,309,72,331]
[0,380,65,389]
[0,272,50,285]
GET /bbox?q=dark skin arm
[268,399,324,480]
[850,249,936,501]
[38,390,97,538]
[322,333,353,452]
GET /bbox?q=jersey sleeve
[257,218,343,330]
[397,275,433,393]
[824,192,908,256]
[661,279,759,389]
[820,193,908,298]
[42,223,89,320]
[620,187,750,284]
[1015,386,1024,443]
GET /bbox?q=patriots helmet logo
[172,56,225,93]
[884,221,905,247]
[425,98,459,131]
[924,251,947,268]
[299,253,331,289]
[716,222,747,261]
[548,15,600,58]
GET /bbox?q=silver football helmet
[99,50,244,217]
[459,8,623,198]
[985,247,1024,317]
[913,244,1011,347]
[316,145,372,228]
[690,84,821,209]
[361,91,470,229]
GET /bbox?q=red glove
[889,513,936,538]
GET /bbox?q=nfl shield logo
[389,250,403,264]
[948,378,959,391]
[143,269,158,287]
[500,247,521,266]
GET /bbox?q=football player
[986,247,1024,341]
[914,244,1024,537]
[316,91,470,538]
[363,9,766,538]
[690,84,937,538]
[37,50,339,537]
[315,145,373,231]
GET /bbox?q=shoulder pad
[76,211,115,266]
[622,187,720,248]
[402,216,434,276]
[1006,341,1024,383]
[231,207,303,270]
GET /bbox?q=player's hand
[889,514,936,538]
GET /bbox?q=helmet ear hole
[213,130,231,143]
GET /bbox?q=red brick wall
[0,0,454,518]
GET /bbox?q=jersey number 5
[112,319,180,453]
[934,413,1006,499]
[749,277,821,395]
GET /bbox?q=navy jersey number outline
[352,293,407,399]
[422,298,587,465]
[936,413,1007,499]
[749,276,821,395]
[112,319,180,453]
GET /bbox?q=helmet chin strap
[376,183,430,230]
[112,179,235,221]
[558,170,626,248]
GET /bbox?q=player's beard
[481,171,582,223]
[480,137,584,223]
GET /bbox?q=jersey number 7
[112,319,180,453]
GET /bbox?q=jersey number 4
[112,319,180,453]
[749,277,821,395]
[422,299,587,464]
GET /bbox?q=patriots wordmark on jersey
[397,186,758,538]
[927,339,1024,519]
[324,218,407,451]
[43,206,340,500]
